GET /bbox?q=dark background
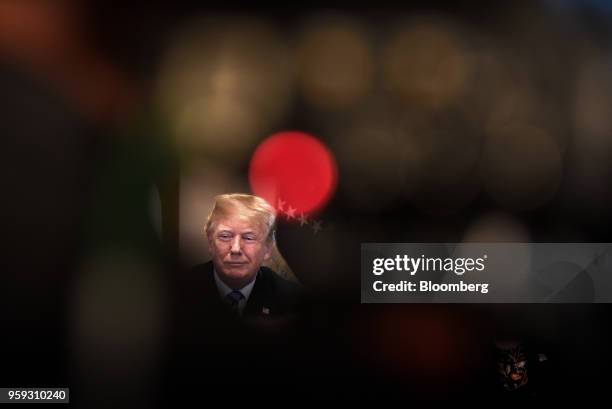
[1,0,611,406]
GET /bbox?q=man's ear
[263,241,273,261]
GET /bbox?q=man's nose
[229,236,242,254]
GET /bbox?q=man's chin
[220,265,256,281]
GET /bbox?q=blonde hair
[205,194,277,242]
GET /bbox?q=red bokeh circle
[249,131,337,215]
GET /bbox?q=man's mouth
[510,373,522,381]
[226,262,247,266]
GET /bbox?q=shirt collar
[213,268,258,302]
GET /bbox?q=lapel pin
[262,307,270,315]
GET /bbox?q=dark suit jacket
[187,261,303,319]
[163,261,305,395]
[170,261,304,347]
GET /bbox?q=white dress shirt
[213,269,257,315]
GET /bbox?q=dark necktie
[226,290,244,314]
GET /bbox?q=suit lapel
[192,262,231,314]
[244,269,271,317]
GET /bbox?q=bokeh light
[461,212,532,299]
[482,124,563,210]
[461,211,531,243]
[249,131,337,215]
[295,14,373,110]
[348,306,485,385]
[485,80,540,135]
[569,54,612,210]
[72,250,165,388]
[403,124,482,216]
[0,1,74,61]
[383,18,470,111]
[157,16,293,160]
[332,108,411,212]
[459,51,512,128]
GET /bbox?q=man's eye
[243,235,256,242]
[218,234,233,241]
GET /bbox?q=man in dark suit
[164,194,304,396]
[189,261,302,320]
[175,193,302,327]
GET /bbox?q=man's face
[207,214,272,288]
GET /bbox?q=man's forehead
[215,218,262,233]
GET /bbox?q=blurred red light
[249,131,337,215]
